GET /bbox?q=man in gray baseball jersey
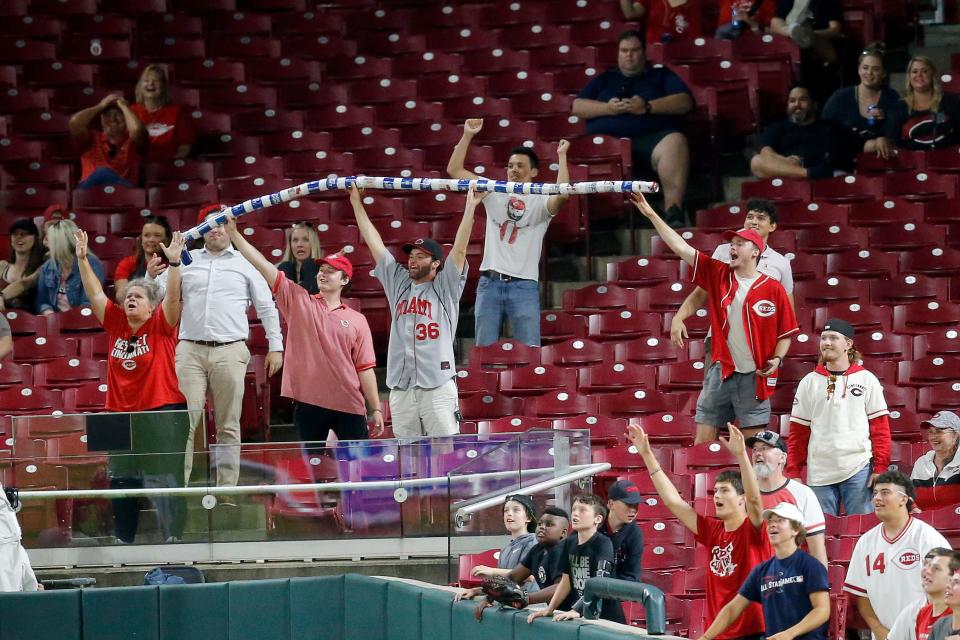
[351,185,484,437]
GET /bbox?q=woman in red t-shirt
[75,227,186,413]
[622,0,704,44]
[131,64,195,162]
[114,215,172,302]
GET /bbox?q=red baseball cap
[316,253,353,279]
[722,227,766,254]
[44,204,68,222]
[197,203,226,225]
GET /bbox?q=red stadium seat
[925,147,960,175]
[33,357,105,389]
[72,185,147,212]
[597,389,683,417]
[232,110,305,136]
[636,412,698,446]
[459,392,525,420]
[606,256,681,288]
[856,331,913,361]
[498,364,576,397]
[657,360,710,392]
[393,50,462,78]
[0,38,57,65]
[914,330,960,358]
[868,222,943,251]
[139,35,206,61]
[797,226,869,254]
[740,178,811,204]
[22,62,95,89]
[826,249,898,279]
[812,304,891,332]
[476,416,551,434]
[673,442,738,474]
[541,338,610,368]
[554,415,628,446]
[0,361,32,389]
[174,58,245,87]
[489,72,557,99]
[0,387,63,415]
[469,340,541,370]
[567,135,632,178]
[855,149,926,174]
[148,183,219,210]
[899,247,960,277]
[577,361,656,394]
[811,175,884,203]
[787,252,827,281]
[615,336,689,365]
[453,367,499,398]
[12,336,79,363]
[885,171,959,202]
[650,231,724,259]
[562,283,638,313]
[540,311,588,345]
[530,391,597,418]
[893,301,960,335]
[848,198,926,227]
[917,382,960,414]
[279,83,350,110]
[870,275,948,306]
[282,150,356,180]
[898,357,960,386]
[146,159,215,186]
[586,310,662,342]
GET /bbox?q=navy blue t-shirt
[738,550,830,640]
[759,118,837,167]
[577,65,692,137]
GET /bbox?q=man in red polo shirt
[631,193,798,443]
[223,216,383,448]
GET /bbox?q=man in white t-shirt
[746,430,828,566]
[888,547,956,640]
[446,118,570,347]
[844,470,951,640]
[670,198,795,351]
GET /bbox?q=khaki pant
[175,340,250,487]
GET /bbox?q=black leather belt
[184,339,242,347]
[482,270,533,282]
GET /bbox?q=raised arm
[721,425,765,528]
[349,186,388,264]
[627,425,699,532]
[446,119,482,180]
[73,230,108,323]
[116,97,148,154]
[450,185,483,272]
[620,0,645,18]
[629,192,697,265]
[158,232,185,327]
[224,215,279,288]
[547,139,570,215]
[69,95,118,145]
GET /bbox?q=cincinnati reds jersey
[843,518,950,633]
[373,251,467,390]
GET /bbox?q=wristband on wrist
[372,409,382,414]
[168,261,181,267]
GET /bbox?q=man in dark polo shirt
[573,29,694,227]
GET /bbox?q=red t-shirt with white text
[695,513,773,639]
[103,302,185,412]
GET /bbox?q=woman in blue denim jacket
[36,219,105,315]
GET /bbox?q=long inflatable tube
[179,175,659,264]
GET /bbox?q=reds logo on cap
[752,300,776,317]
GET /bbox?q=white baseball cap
[761,502,805,525]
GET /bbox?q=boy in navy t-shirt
[698,502,831,640]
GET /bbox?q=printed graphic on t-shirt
[759,571,806,596]
[537,564,547,585]
[903,113,954,147]
[500,197,527,244]
[111,334,150,370]
[395,295,440,342]
[570,555,590,592]
[710,542,738,577]
[146,122,174,138]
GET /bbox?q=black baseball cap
[9,219,39,235]
[822,318,855,339]
[402,237,444,262]
[504,494,538,533]
[745,430,788,453]
[608,480,642,505]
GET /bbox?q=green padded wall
[289,575,345,640]
[386,581,423,640]
[0,589,81,640]
[82,586,159,640]
[229,579,291,640]
[158,582,229,640]
[418,581,454,640]
[452,598,517,640]
[344,574,388,640]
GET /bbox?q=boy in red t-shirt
[628,423,772,640]
[631,193,798,445]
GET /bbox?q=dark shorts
[630,128,680,173]
[294,401,368,451]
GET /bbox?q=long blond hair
[135,64,172,107]
[904,56,943,113]
[281,223,322,263]
[45,219,87,270]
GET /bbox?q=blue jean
[474,275,541,347]
[810,463,874,516]
[77,167,134,189]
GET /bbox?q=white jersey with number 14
[843,518,950,633]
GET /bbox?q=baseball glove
[481,576,528,609]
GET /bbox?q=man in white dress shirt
[159,204,283,490]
